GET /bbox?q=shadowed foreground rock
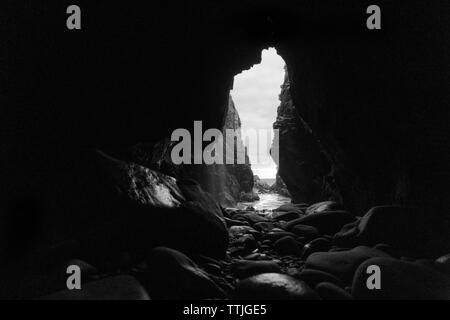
[233,273,319,300]
[352,258,450,300]
[143,247,226,300]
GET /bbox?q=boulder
[306,201,343,215]
[315,282,352,300]
[301,238,332,259]
[233,273,319,300]
[41,275,150,300]
[305,246,391,284]
[274,236,302,256]
[231,260,282,279]
[291,224,320,240]
[352,257,450,299]
[286,210,356,235]
[298,269,345,288]
[333,206,433,257]
[435,253,450,275]
[270,211,301,222]
[143,247,225,299]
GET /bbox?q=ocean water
[237,193,291,211]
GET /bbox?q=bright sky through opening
[230,48,285,179]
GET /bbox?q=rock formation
[129,95,256,207]
[273,67,333,203]
[1,1,450,299]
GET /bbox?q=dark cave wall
[1,0,450,256]
[274,1,450,216]
[273,68,335,204]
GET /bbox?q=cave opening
[229,48,291,209]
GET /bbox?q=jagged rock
[41,276,150,300]
[233,273,319,300]
[143,247,226,300]
[352,258,450,300]
[305,246,391,284]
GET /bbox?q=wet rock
[253,222,275,232]
[233,273,319,300]
[286,210,356,236]
[242,212,269,224]
[263,231,297,242]
[301,238,331,259]
[274,236,302,256]
[64,259,99,281]
[228,226,257,238]
[271,211,301,222]
[42,276,150,300]
[235,234,257,252]
[297,269,345,288]
[435,253,450,274]
[315,282,352,300]
[352,257,450,299]
[291,224,320,240]
[333,206,432,256]
[224,217,248,227]
[305,246,390,284]
[306,201,343,215]
[231,260,282,279]
[373,243,398,257]
[274,203,306,214]
[144,247,225,299]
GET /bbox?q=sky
[230,48,285,179]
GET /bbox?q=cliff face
[273,68,336,204]
[131,95,256,207]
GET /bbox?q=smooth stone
[228,226,257,237]
[305,246,390,284]
[353,257,450,299]
[242,213,269,223]
[233,273,319,300]
[306,201,343,215]
[298,269,345,288]
[253,222,275,232]
[224,217,248,227]
[235,234,257,252]
[333,206,432,256]
[271,211,301,222]
[286,211,356,236]
[435,253,450,274]
[41,276,150,300]
[263,231,297,242]
[231,260,282,279]
[315,282,352,300]
[144,247,225,299]
[274,204,306,214]
[274,236,302,256]
[291,224,320,240]
[301,238,331,259]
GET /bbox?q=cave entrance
[230,48,291,209]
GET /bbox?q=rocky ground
[42,200,450,300]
